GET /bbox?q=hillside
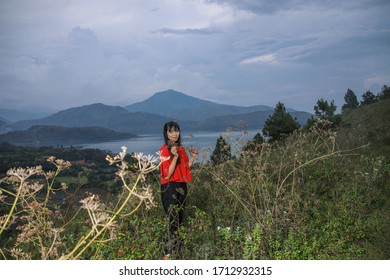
[11,103,170,134]
[0,125,136,146]
[0,119,11,134]
[125,89,274,121]
[1,100,388,261]
[187,109,310,131]
[339,99,390,155]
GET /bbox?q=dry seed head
[47,156,71,169]
[6,166,43,181]
[80,194,100,212]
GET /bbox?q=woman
[159,121,198,251]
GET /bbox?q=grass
[0,100,389,260]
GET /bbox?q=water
[81,130,263,157]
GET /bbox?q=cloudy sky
[0,0,389,114]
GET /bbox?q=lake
[81,129,263,159]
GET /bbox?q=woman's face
[167,127,180,143]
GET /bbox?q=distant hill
[125,89,274,121]
[0,116,10,123]
[8,90,312,136]
[126,89,312,129]
[11,103,171,134]
[0,119,12,134]
[0,125,136,146]
[186,109,311,131]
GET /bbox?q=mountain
[11,103,171,134]
[125,89,312,129]
[8,90,313,138]
[0,125,136,146]
[0,119,12,134]
[185,109,311,131]
[125,89,273,121]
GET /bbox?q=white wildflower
[133,152,160,174]
[7,166,43,181]
[80,194,100,212]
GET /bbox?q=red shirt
[160,144,192,184]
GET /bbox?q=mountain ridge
[11,103,170,134]
[125,89,274,121]
[4,90,313,139]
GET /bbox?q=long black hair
[163,121,182,165]
[163,121,182,146]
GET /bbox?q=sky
[0,0,389,114]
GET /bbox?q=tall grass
[1,115,388,259]
[186,121,388,259]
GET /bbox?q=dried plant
[0,158,70,259]
[0,147,166,260]
[61,147,165,259]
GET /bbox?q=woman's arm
[165,146,179,180]
[188,147,198,168]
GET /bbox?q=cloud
[239,53,277,65]
[152,27,222,35]
[0,0,389,114]
[68,27,99,46]
[206,0,390,15]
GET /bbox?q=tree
[262,102,300,142]
[305,98,340,129]
[378,85,390,100]
[342,88,359,112]
[210,135,231,164]
[360,90,377,106]
[243,132,264,152]
[314,98,337,119]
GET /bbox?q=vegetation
[210,136,232,165]
[0,87,389,260]
[262,102,300,142]
[305,98,341,130]
[342,88,359,112]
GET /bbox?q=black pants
[161,182,188,236]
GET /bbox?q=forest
[0,86,389,260]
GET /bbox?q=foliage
[0,99,389,260]
[339,99,390,156]
[262,102,300,142]
[243,132,264,152]
[210,135,232,165]
[378,85,390,100]
[360,91,377,106]
[0,147,162,259]
[342,88,359,112]
[305,98,341,130]
[314,98,337,119]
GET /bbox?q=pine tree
[342,88,359,112]
[262,102,300,142]
[243,132,264,152]
[378,85,390,100]
[314,98,337,119]
[360,91,377,106]
[305,98,340,129]
[210,135,231,164]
